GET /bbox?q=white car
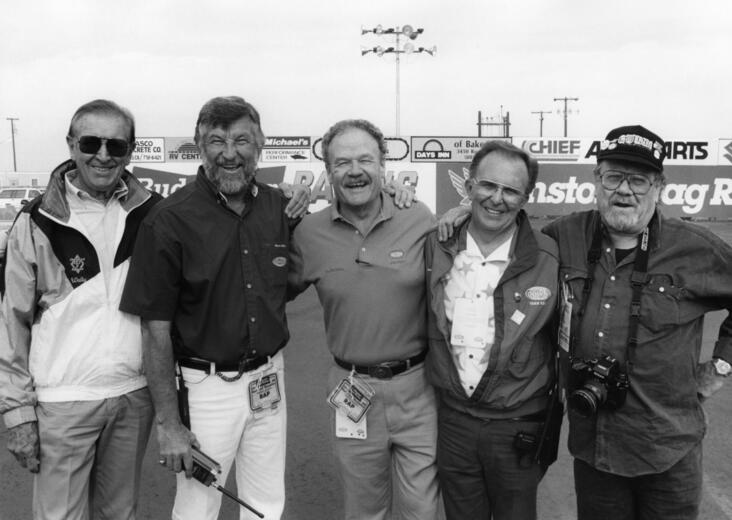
[0,187,43,212]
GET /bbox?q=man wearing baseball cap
[543,125,732,520]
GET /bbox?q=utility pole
[6,117,18,171]
[477,110,510,138]
[530,110,551,137]
[553,97,579,137]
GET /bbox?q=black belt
[178,355,268,375]
[496,411,546,422]
[334,350,427,379]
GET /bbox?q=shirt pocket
[639,274,683,332]
[262,243,289,287]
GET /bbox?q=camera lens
[570,379,607,417]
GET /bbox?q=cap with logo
[597,125,666,172]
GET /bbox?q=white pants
[172,351,287,520]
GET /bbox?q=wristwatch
[712,357,732,377]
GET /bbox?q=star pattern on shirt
[479,285,493,299]
[456,258,475,276]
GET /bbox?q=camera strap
[572,212,654,373]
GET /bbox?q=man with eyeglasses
[423,140,560,519]
[0,99,161,519]
[120,96,311,520]
[543,125,732,520]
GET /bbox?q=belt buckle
[368,363,394,380]
[238,357,254,373]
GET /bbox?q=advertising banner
[411,136,510,162]
[126,133,732,219]
[312,137,410,162]
[262,136,311,162]
[515,137,720,166]
[131,162,439,214]
[131,138,165,163]
[434,162,732,218]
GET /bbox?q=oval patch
[272,256,287,268]
[390,250,405,259]
[525,286,551,301]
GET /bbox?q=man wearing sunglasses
[543,125,732,520]
[0,99,161,519]
[424,140,560,519]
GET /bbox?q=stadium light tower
[361,25,436,137]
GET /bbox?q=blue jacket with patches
[425,210,560,418]
[0,160,161,428]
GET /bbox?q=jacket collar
[40,159,151,223]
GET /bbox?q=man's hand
[696,360,726,401]
[383,180,415,209]
[7,421,40,473]
[156,419,200,478]
[279,182,311,219]
[437,205,471,241]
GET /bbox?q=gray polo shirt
[289,194,435,365]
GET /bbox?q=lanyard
[570,213,653,374]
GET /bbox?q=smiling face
[595,160,661,236]
[66,113,133,200]
[326,127,385,215]
[197,116,261,196]
[466,152,529,237]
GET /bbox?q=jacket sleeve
[0,214,39,428]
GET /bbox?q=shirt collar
[465,228,514,262]
[65,170,128,203]
[330,192,392,222]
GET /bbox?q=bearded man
[120,96,309,520]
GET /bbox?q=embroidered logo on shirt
[272,256,287,268]
[525,286,551,305]
[69,254,85,274]
[389,250,405,259]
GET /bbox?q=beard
[598,196,656,236]
[204,155,258,196]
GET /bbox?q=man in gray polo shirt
[288,119,440,520]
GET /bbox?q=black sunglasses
[76,135,131,157]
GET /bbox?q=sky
[1,0,731,172]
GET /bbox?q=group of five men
[1,96,731,520]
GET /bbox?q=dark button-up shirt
[544,209,732,476]
[120,168,293,364]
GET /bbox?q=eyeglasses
[75,136,131,157]
[598,170,656,195]
[470,179,527,205]
[205,137,256,151]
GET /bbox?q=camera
[569,354,629,417]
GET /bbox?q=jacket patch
[70,254,85,273]
[389,250,405,259]
[525,286,551,305]
[272,256,287,268]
